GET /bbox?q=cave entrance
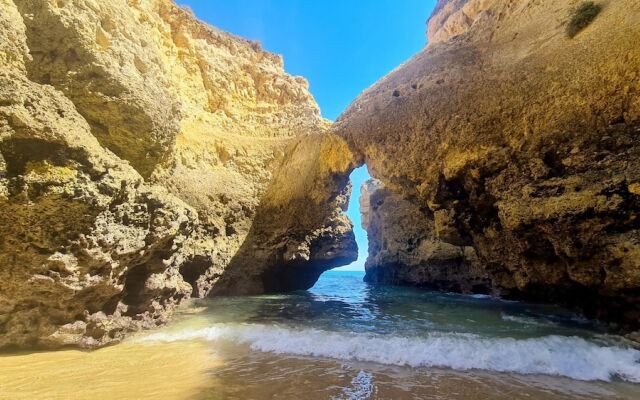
[312,165,371,287]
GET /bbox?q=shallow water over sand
[2,271,640,399]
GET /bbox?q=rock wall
[211,134,358,294]
[0,0,356,348]
[360,179,485,291]
[337,0,640,328]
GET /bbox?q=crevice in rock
[121,265,150,309]
[179,255,211,297]
[0,138,86,178]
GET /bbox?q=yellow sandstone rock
[338,0,640,327]
[0,0,356,348]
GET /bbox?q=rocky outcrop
[1,0,356,348]
[360,180,485,291]
[211,134,358,294]
[1,1,196,347]
[338,0,640,327]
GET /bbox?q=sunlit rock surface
[338,0,640,327]
[0,0,356,348]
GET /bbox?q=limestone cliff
[1,0,356,348]
[360,179,484,291]
[338,0,640,327]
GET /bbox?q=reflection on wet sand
[194,349,640,400]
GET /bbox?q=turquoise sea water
[189,270,613,340]
[136,270,640,399]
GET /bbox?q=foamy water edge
[135,323,640,382]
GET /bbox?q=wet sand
[0,341,219,400]
[195,346,640,400]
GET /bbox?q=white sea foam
[501,313,554,326]
[332,371,375,400]
[469,294,493,299]
[137,324,640,382]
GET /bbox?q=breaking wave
[136,323,640,382]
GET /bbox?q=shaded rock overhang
[334,0,640,328]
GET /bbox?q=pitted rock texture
[338,0,640,327]
[1,0,356,348]
[0,64,196,348]
[360,180,485,291]
[212,133,358,294]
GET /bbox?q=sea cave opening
[312,164,372,288]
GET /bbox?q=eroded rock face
[14,0,180,178]
[211,133,358,294]
[360,180,485,291]
[0,23,196,346]
[338,0,640,327]
[1,0,356,348]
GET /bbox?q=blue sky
[180,0,437,270]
